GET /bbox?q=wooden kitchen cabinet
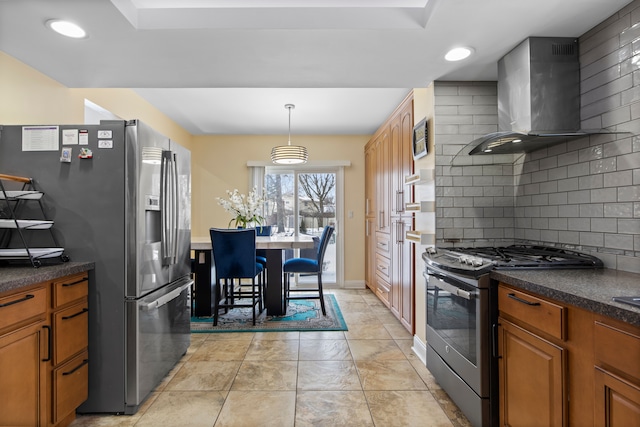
[593,318,640,426]
[375,126,391,235]
[390,97,414,218]
[498,317,565,426]
[364,91,414,332]
[365,144,376,293]
[0,271,89,427]
[389,98,414,331]
[497,285,567,426]
[49,272,89,427]
[391,218,412,329]
[496,282,640,427]
[0,285,48,427]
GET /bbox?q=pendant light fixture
[271,104,308,164]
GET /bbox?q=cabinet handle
[42,325,52,362]
[62,307,89,320]
[507,293,541,306]
[366,199,370,215]
[398,190,404,213]
[63,359,89,376]
[62,278,86,287]
[0,293,34,308]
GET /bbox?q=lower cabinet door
[53,350,89,424]
[498,318,565,427]
[594,366,640,427]
[0,321,47,427]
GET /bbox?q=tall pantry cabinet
[365,92,414,332]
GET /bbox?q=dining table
[191,234,315,316]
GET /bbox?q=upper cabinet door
[375,128,391,234]
[390,97,414,217]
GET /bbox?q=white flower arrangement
[216,187,265,229]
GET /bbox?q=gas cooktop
[423,245,604,277]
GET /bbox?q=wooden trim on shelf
[404,169,434,186]
[406,231,435,245]
[405,201,435,212]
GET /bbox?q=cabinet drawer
[53,273,88,308]
[0,287,47,331]
[376,277,391,307]
[375,253,391,283]
[53,350,88,424]
[53,300,88,365]
[594,321,640,383]
[498,285,566,341]
[375,234,391,256]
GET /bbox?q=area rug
[191,294,347,333]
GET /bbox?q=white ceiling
[0,0,633,135]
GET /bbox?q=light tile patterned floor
[70,289,472,427]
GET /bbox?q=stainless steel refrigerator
[0,120,192,414]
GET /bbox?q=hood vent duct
[466,37,618,157]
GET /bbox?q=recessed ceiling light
[445,47,473,62]
[46,19,87,39]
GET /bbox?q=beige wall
[1,51,371,285]
[0,52,193,150]
[191,134,368,284]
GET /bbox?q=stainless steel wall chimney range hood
[468,37,615,155]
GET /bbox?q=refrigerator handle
[170,152,179,264]
[161,150,171,265]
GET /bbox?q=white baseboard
[411,335,427,365]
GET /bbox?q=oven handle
[423,271,474,300]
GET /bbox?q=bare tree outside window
[298,173,335,229]
[265,173,293,234]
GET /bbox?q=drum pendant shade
[271,104,308,164]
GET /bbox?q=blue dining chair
[255,225,272,288]
[210,228,264,325]
[283,225,334,315]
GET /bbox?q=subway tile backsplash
[433,0,640,274]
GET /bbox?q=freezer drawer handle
[0,293,34,308]
[62,278,86,287]
[62,307,89,320]
[62,359,89,376]
[144,280,193,311]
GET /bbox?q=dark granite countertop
[491,268,640,328]
[0,262,94,295]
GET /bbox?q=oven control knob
[459,256,468,264]
[472,258,484,267]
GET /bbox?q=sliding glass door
[264,168,338,285]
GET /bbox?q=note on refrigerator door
[21,126,59,151]
[62,129,79,145]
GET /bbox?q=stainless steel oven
[423,244,603,427]
[424,263,496,427]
